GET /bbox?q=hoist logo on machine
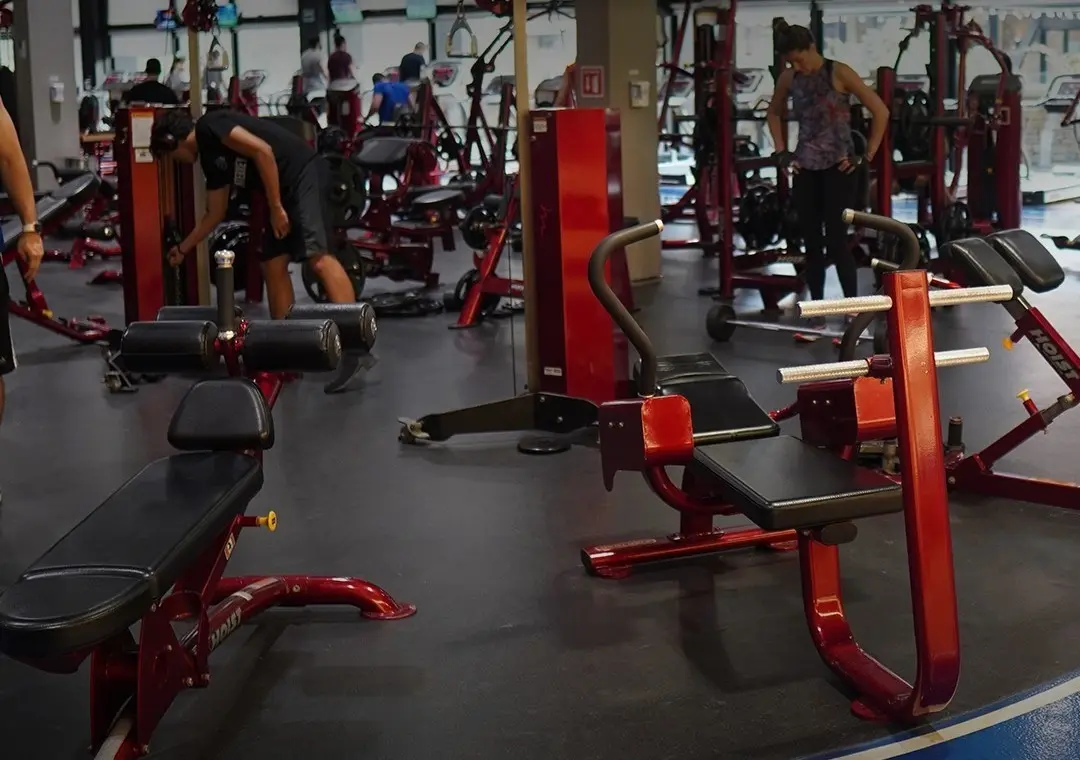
[209,608,243,652]
[1028,329,1080,381]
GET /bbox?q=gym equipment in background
[399,107,633,452]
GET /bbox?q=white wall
[109,31,176,73]
[336,18,428,88]
[245,0,297,16]
[236,23,299,105]
[108,0,156,25]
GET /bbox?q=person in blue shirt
[367,73,412,124]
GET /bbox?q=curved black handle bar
[837,209,922,361]
[587,220,664,395]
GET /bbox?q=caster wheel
[705,303,737,342]
[104,373,124,393]
[442,289,463,312]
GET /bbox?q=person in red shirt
[327,33,354,82]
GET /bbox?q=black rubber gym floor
[4,223,1080,760]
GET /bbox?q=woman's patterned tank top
[790,59,854,171]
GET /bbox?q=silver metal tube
[927,284,1014,307]
[776,347,991,384]
[796,295,892,318]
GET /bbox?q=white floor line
[836,674,1080,759]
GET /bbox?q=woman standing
[766,20,889,304]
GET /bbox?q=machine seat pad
[660,374,778,444]
[988,229,1065,293]
[691,436,902,531]
[410,188,464,208]
[0,452,263,660]
[483,194,504,210]
[636,352,731,392]
[941,237,1023,297]
[351,137,420,172]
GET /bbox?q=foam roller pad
[241,319,342,373]
[121,320,218,374]
[287,302,377,351]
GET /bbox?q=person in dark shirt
[398,42,426,84]
[123,59,180,105]
[149,109,357,322]
[368,73,412,124]
[327,33,354,82]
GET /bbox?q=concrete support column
[12,0,81,187]
[576,0,662,283]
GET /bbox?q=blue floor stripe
[807,669,1080,759]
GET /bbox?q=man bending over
[150,108,356,319]
[0,94,45,500]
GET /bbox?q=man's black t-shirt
[123,80,179,105]
[196,110,316,198]
[398,52,424,82]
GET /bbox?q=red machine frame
[882,264,1080,509]
[590,243,961,722]
[398,107,633,446]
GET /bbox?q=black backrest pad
[51,173,100,206]
[987,229,1065,294]
[660,374,779,443]
[121,320,219,374]
[168,378,274,452]
[287,302,377,351]
[241,319,341,373]
[352,137,416,170]
[635,352,730,392]
[942,237,1023,297]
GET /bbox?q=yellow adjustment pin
[1017,389,1030,402]
[1003,337,1014,350]
[255,511,277,532]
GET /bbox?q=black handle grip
[586,221,664,395]
[214,251,236,333]
[837,210,923,361]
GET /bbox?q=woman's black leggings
[793,165,858,300]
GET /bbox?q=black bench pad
[635,351,730,392]
[352,137,419,172]
[661,374,778,444]
[988,229,1064,294]
[942,237,1023,297]
[411,188,464,208]
[691,436,902,531]
[0,452,263,659]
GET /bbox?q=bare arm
[836,63,889,161]
[0,100,36,227]
[178,187,230,254]
[553,63,576,107]
[766,68,794,153]
[221,126,284,209]
[367,93,383,120]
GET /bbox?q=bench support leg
[214,575,417,620]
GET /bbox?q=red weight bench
[1,172,114,342]
[0,319,414,759]
[939,229,1080,509]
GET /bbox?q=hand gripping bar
[776,347,990,384]
[796,284,1015,318]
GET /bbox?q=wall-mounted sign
[406,0,437,20]
[330,0,363,24]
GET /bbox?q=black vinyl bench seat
[352,137,419,173]
[640,353,779,444]
[691,436,902,531]
[2,173,100,253]
[945,229,1064,295]
[0,452,263,659]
